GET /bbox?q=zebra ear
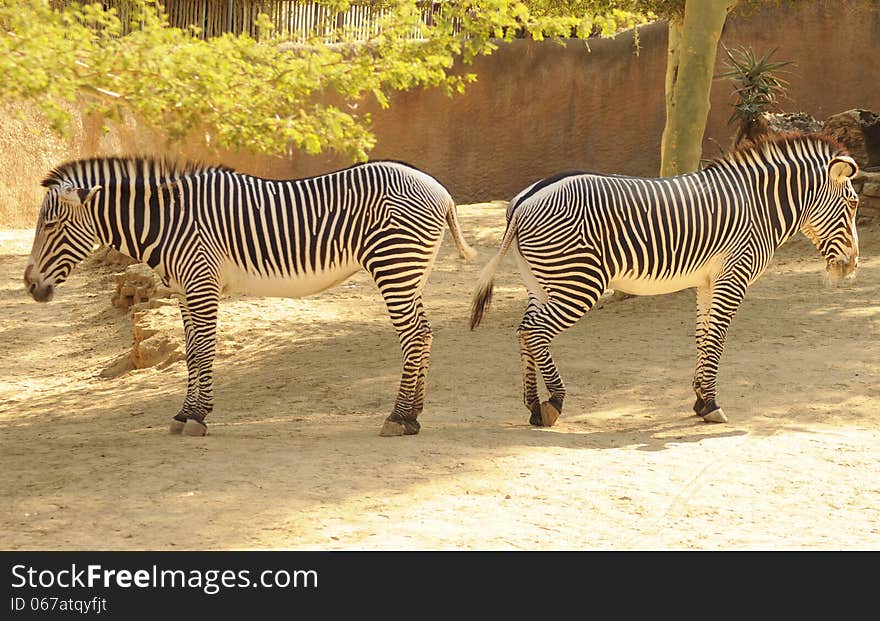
[60,186,102,206]
[829,156,858,183]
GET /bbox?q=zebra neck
[748,161,816,248]
[90,184,167,267]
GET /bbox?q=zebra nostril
[28,282,36,294]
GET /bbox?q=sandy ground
[1,204,878,551]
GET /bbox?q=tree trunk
[660,0,736,177]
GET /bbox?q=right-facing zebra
[470,134,860,426]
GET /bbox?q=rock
[762,111,823,135]
[858,194,880,220]
[99,301,183,377]
[861,181,880,198]
[822,109,880,169]
[130,298,178,313]
[111,263,165,310]
[99,352,134,379]
[851,173,866,193]
[733,112,822,149]
[133,332,182,369]
[849,170,880,220]
[131,305,184,369]
[90,245,137,268]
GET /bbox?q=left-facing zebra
[24,157,476,437]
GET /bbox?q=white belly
[220,260,361,298]
[609,255,726,296]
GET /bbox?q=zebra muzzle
[27,278,54,303]
[24,265,56,302]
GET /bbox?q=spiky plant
[718,45,793,146]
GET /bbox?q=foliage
[527,1,684,20]
[0,0,660,161]
[576,0,812,23]
[717,45,793,144]
[520,1,657,37]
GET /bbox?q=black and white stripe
[470,134,860,426]
[26,157,476,436]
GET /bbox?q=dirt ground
[1,203,878,551]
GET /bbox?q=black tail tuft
[469,280,493,330]
[469,254,502,330]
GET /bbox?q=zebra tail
[445,201,478,261]
[469,214,518,330]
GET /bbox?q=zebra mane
[705,132,849,171]
[41,156,232,187]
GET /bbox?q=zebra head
[802,154,860,282]
[24,181,102,302]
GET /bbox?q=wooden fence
[52,1,454,41]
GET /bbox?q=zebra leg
[518,288,599,427]
[692,284,713,416]
[695,275,748,424]
[519,331,541,425]
[518,295,542,425]
[378,294,431,437]
[170,303,200,434]
[518,328,565,427]
[363,226,441,437]
[410,304,433,422]
[179,287,221,437]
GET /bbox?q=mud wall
[349,0,880,201]
[1,0,878,226]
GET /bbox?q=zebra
[469,134,860,427]
[24,156,476,437]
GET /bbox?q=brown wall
[2,0,878,227]
[268,24,671,204]
[321,0,880,202]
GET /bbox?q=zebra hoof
[182,418,208,436]
[702,408,728,423]
[403,419,421,435]
[379,414,420,436]
[169,419,186,434]
[379,416,405,437]
[539,402,560,427]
